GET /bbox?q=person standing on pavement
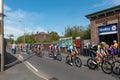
[11,42,17,54]
[19,43,23,52]
[113,40,118,55]
[85,42,91,57]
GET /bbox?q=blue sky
[4,0,120,40]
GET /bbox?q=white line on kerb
[25,61,48,80]
[26,61,39,72]
[19,55,24,60]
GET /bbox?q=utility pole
[0,0,4,72]
[19,20,25,44]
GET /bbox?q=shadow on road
[3,52,21,70]
[48,77,59,80]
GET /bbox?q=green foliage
[6,39,14,44]
[25,34,36,44]
[64,25,90,40]
[6,34,14,44]
[16,33,36,44]
[47,31,59,43]
[15,24,90,44]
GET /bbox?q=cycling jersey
[37,45,41,50]
[49,44,54,51]
[67,45,75,52]
[54,44,60,50]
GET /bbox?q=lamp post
[0,0,4,72]
[19,20,26,44]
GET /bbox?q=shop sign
[98,24,117,35]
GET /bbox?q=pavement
[0,62,45,80]
[0,51,45,80]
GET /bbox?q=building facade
[34,32,47,42]
[86,5,120,46]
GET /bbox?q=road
[19,51,119,80]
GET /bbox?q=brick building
[86,5,120,46]
[34,32,47,42]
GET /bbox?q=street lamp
[0,0,4,72]
[19,20,26,44]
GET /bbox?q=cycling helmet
[100,42,106,46]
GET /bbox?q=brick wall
[91,14,120,45]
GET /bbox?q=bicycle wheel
[57,54,62,61]
[109,59,115,67]
[113,61,120,75]
[75,57,82,67]
[87,58,97,70]
[66,56,69,63]
[101,60,113,74]
[39,52,43,58]
[53,52,57,60]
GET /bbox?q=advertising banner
[98,24,117,35]
[59,37,73,48]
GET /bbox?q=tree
[64,25,90,40]
[16,33,36,44]
[25,33,36,44]
[47,31,59,43]
[64,25,84,40]
[83,24,91,39]
[6,34,14,44]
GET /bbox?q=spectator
[85,42,91,57]
[19,43,23,52]
[11,42,17,54]
[113,40,118,55]
[108,45,114,55]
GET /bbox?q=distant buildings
[34,32,47,42]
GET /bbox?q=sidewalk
[0,62,45,80]
[0,51,45,80]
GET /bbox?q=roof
[86,5,120,19]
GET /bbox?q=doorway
[99,34,117,45]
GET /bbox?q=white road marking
[19,54,49,80]
[25,61,39,72]
[25,62,48,80]
[19,55,24,60]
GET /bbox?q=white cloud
[4,4,11,11]
[112,0,120,5]
[4,25,23,40]
[93,0,120,8]
[25,26,47,34]
[4,4,46,40]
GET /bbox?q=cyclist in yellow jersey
[95,42,109,63]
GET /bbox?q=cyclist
[67,45,78,65]
[49,44,54,56]
[40,44,44,51]
[95,42,109,64]
[36,44,41,56]
[54,43,60,54]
